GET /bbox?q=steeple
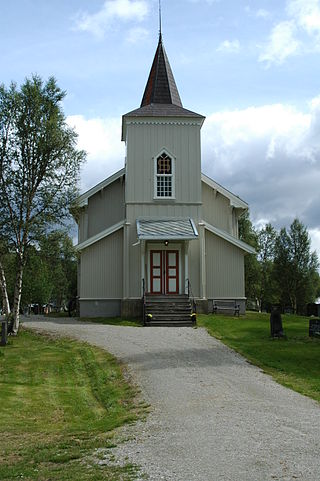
[140,36,183,108]
[122,32,205,141]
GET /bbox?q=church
[75,34,255,324]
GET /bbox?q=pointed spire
[140,36,183,108]
[159,0,162,40]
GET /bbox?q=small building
[76,35,255,323]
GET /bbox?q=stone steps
[144,294,195,327]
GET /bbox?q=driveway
[23,316,320,481]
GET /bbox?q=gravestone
[1,320,8,346]
[270,308,284,338]
[309,318,320,338]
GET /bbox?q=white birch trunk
[0,259,10,316]
[12,257,24,334]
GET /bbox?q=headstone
[309,318,320,338]
[1,320,8,346]
[270,308,284,338]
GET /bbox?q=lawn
[198,311,320,403]
[46,312,143,327]
[0,330,146,481]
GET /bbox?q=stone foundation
[195,298,209,314]
[121,299,143,319]
[79,299,121,318]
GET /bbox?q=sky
[1,0,320,257]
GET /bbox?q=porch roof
[136,218,198,241]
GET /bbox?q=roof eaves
[203,221,256,254]
[75,221,124,251]
[201,173,248,209]
[77,168,125,207]
[136,217,198,241]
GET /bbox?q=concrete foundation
[121,299,143,319]
[80,299,121,318]
[195,298,209,314]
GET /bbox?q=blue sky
[2,0,320,256]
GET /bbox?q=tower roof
[122,36,205,140]
[140,35,182,107]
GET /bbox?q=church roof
[122,35,204,139]
[140,35,182,107]
[136,218,198,241]
[124,103,204,119]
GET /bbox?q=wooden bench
[213,300,240,317]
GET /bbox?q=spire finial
[159,0,162,40]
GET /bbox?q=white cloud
[256,9,271,19]
[259,21,300,65]
[67,115,125,192]
[310,229,320,258]
[259,0,320,65]
[287,0,320,35]
[125,26,149,43]
[189,0,220,4]
[74,0,149,39]
[201,97,320,259]
[68,98,320,259]
[216,39,240,53]
[245,6,271,19]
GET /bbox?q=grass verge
[45,312,143,327]
[198,311,320,403]
[0,329,146,480]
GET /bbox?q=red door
[150,250,179,294]
[166,251,179,294]
[150,251,162,294]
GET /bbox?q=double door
[150,250,179,295]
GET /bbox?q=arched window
[154,152,175,198]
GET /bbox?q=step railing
[142,278,147,326]
[186,279,197,325]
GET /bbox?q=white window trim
[153,148,176,200]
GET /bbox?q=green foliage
[0,330,145,480]
[257,223,278,309]
[238,212,260,301]
[273,219,319,313]
[0,75,86,328]
[39,231,78,307]
[1,232,77,309]
[198,312,320,402]
[239,213,319,313]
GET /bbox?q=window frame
[153,149,176,200]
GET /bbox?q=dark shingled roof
[124,103,204,119]
[141,35,182,107]
[121,36,205,139]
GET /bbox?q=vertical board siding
[80,229,123,298]
[205,230,245,298]
[126,122,202,205]
[87,179,125,239]
[128,225,141,298]
[202,182,232,233]
[188,238,201,297]
[78,210,88,244]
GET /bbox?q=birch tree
[274,219,319,313]
[0,75,85,333]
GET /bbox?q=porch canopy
[136,218,198,241]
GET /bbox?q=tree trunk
[12,257,24,334]
[0,258,10,316]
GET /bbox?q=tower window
[155,152,175,198]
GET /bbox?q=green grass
[45,312,143,327]
[0,330,146,481]
[198,311,320,403]
[79,317,143,327]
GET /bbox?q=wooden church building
[76,35,255,324]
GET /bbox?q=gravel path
[23,316,320,481]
